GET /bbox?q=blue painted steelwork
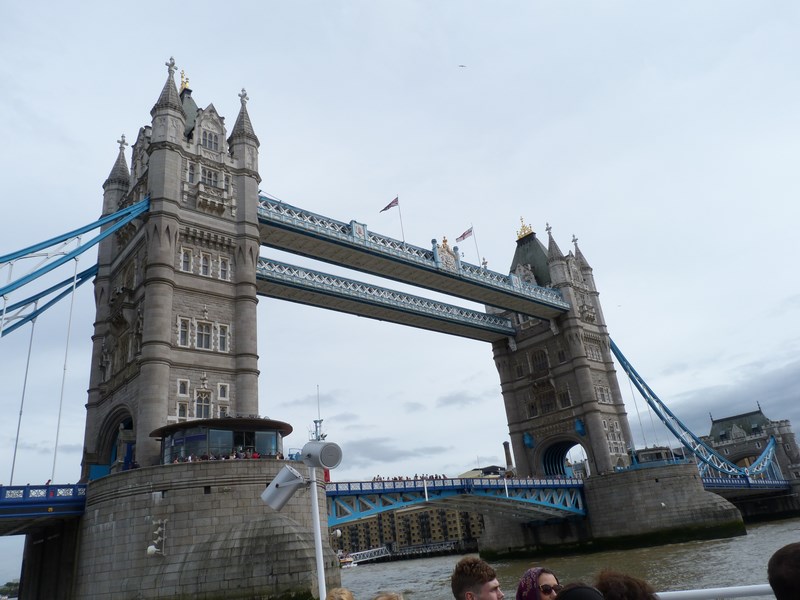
[0,484,87,519]
[611,339,782,479]
[1,265,97,337]
[702,476,789,490]
[326,477,585,526]
[258,196,570,312]
[256,258,516,337]
[1,198,149,337]
[0,198,149,297]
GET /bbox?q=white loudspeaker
[301,441,343,470]
[261,464,306,511]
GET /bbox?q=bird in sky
[458,64,467,68]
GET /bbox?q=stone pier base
[70,460,339,599]
[479,463,745,559]
[583,462,745,548]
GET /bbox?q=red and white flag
[456,227,473,243]
[380,196,399,212]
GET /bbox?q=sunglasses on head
[539,584,564,595]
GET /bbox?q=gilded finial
[517,217,533,239]
[441,236,449,249]
[180,70,190,91]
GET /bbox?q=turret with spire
[150,57,186,144]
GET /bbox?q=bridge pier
[20,520,81,600]
[479,464,745,558]
[71,460,338,599]
[583,463,744,548]
[726,479,800,522]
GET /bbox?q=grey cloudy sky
[1,0,799,583]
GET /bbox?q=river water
[341,517,800,599]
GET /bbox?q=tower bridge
[2,58,800,599]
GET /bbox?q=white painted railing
[656,583,773,599]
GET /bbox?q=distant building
[458,465,507,478]
[330,506,483,556]
[701,408,800,480]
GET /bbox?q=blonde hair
[326,588,355,600]
[372,594,404,600]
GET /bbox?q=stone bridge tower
[82,59,262,476]
[492,222,635,477]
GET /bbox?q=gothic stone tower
[492,222,635,477]
[82,59,261,476]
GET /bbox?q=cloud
[328,412,360,424]
[339,438,452,469]
[436,389,490,408]
[403,401,426,412]
[630,357,800,447]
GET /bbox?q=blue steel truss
[258,196,570,312]
[0,484,87,520]
[326,477,585,526]
[610,339,782,479]
[256,258,516,337]
[1,198,150,337]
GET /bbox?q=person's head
[768,542,800,600]
[516,567,561,600]
[326,588,355,600]
[553,584,603,600]
[372,594,403,600]
[594,569,655,600]
[451,556,505,600]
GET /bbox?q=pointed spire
[228,88,260,147]
[573,234,592,269]
[546,222,565,262]
[103,135,130,190]
[150,57,185,118]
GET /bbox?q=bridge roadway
[326,477,586,526]
[0,484,86,536]
[0,475,790,535]
[257,196,570,320]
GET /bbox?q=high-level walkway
[257,196,570,320]
[256,258,516,341]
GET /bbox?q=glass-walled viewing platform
[150,417,293,464]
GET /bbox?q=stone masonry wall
[72,459,339,599]
[584,462,744,544]
[479,463,745,559]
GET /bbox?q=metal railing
[656,583,773,599]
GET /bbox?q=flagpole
[471,223,482,264]
[397,194,406,244]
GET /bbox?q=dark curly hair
[594,569,656,600]
[768,542,800,600]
